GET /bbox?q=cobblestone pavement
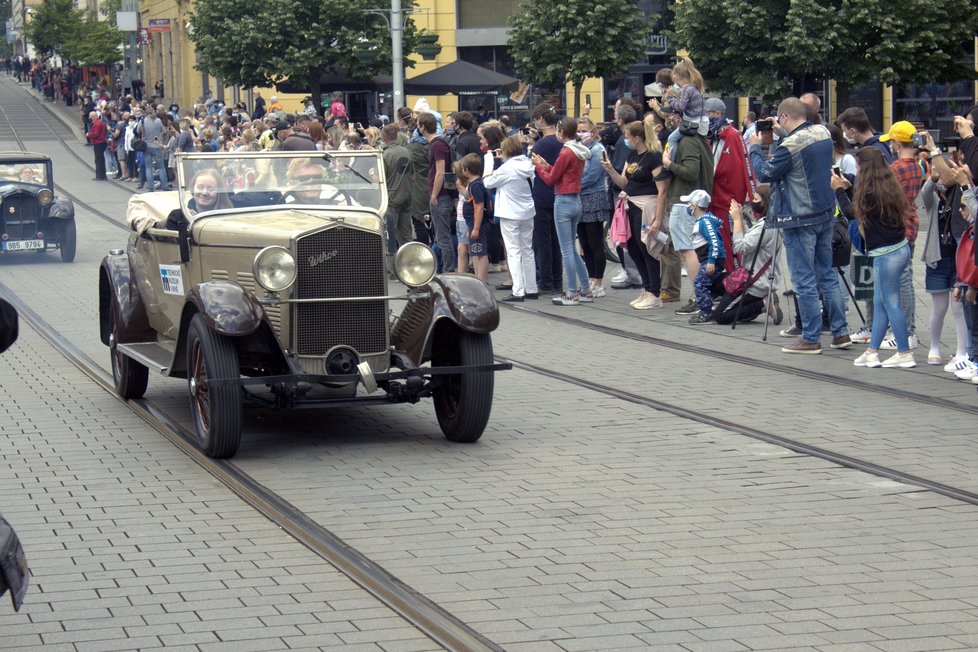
[3,75,978,651]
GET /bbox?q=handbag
[722,228,770,297]
[609,195,631,246]
[131,138,146,152]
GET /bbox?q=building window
[895,80,975,142]
[457,0,519,29]
[457,46,564,124]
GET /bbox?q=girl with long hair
[833,147,915,368]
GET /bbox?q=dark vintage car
[97,151,509,458]
[0,152,76,262]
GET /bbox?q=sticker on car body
[159,265,184,295]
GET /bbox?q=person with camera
[832,148,914,368]
[528,104,564,294]
[749,97,849,354]
[878,121,925,350]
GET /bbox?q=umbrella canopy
[404,60,519,95]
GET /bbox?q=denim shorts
[456,219,470,246]
[925,256,957,292]
[668,202,695,251]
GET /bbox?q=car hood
[0,183,44,197]
[192,209,383,247]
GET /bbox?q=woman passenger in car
[188,168,233,215]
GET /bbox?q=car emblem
[309,249,339,267]
[7,207,13,214]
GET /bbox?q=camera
[912,132,926,148]
[755,118,774,133]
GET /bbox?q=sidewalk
[0,322,439,651]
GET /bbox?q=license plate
[2,240,44,251]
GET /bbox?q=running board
[116,342,173,375]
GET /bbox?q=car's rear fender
[99,254,155,346]
[169,281,288,377]
[391,275,500,366]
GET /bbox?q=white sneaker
[681,268,689,277]
[633,294,662,310]
[971,375,978,385]
[880,333,918,350]
[954,361,978,380]
[944,355,971,373]
[611,270,628,284]
[881,351,916,368]
[629,290,649,306]
[578,290,595,303]
[590,285,607,298]
[854,350,882,367]
[849,325,872,343]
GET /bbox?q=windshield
[175,151,386,217]
[1,162,49,186]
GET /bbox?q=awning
[403,60,519,95]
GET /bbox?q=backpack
[832,212,852,268]
[467,179,495,223]
[956,224,978,287]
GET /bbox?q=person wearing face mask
[528,103,564,294]
[575,117,610,296]
[601,120,670,310]
[837,107,893,163]
[704,97,752,274]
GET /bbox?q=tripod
[836,267,866,325]
[762,229,783,341]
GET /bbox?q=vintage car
[97,151,509,458]
[0,152,76,262]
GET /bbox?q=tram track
[6,79,978,567]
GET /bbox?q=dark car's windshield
[1,163,48,186]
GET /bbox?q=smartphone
[912,132,926,147]
[832,165,842,176]
[520,127,530,135]
[586,94,592,106]
[602,151,608,162]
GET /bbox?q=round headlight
[394,242,436,287]
[253,246,296,292]
[37,189,53,206]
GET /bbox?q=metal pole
[391,0,404,111]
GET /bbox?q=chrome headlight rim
[252,245,297,292]
[394,242,437,288]
[37,189,53,206]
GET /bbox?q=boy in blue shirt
[684,189,727,324]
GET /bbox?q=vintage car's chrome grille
[1,194,39,240]
[295,227,387,356]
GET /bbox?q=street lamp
[364,0,408,111]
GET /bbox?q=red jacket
[708,124,753,271]
[536,143,588,195]
[88,118,107,145]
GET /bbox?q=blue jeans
[553,194,589,294]
[870,243,911,351]
[781,218,848,342]
[143,144,169,191]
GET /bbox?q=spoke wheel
[187,314,242,458]
[431,332,494,443]
[109,312,148,400]
[60,220,76,263]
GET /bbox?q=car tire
[186,313,242,458]
[603,221,620,263]
[60,220,76,263]
[432,331,494,443]
[109,315,148,400]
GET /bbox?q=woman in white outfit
[483,136,537,301]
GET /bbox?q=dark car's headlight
[394,242,436,287]
[37,189,53,206]
[253,246,296,292]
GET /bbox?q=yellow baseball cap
[879,121,916,143]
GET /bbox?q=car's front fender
[391,274,500,366]
[185,281,265,336]
[98,254,155,346]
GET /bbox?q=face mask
[623,138,635,150]
[751,202,765,214]
[578,131,593,146]
[844,134,857,145]
[708,116,727,136]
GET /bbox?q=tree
[507,0,652,116]
[66,11,124,66]
[671,0,978,100]
[189,0,421,109]
[23,0,79,57]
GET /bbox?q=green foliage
[672,0,978,99]
[507,0,652,112]
[23,0,78,56]
[189,0,421,105]
[67,11,124,65]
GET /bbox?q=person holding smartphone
[576,117,611,295]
